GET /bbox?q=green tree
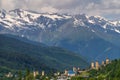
[18,70,22,80]
[24,69,35,80]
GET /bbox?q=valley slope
[0,34,88,71]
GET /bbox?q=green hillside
[0,34,88,72]
[71,59,120,80]
[89,59,120,80]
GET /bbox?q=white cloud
[0,0,15,10]
[40,6,58,13]
[0,0,120,20]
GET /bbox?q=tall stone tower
[95,61,99,70]
[33,71,39,77]
[73,67,77,72]
[102,61,105,66]
[64,70,68,76]
[42,71,45,76]
[106,58,110,64]
[91,62,95,69]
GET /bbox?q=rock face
[0,9,120,61]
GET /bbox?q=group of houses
[5,58,111,79]
[61,58,111,78]
[56,67,82,80]
[64,67,81,77]
[5,70,45,78]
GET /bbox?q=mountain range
[0,9,120,61]
[0,34,88,72]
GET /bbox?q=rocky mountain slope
[0,9,120,61]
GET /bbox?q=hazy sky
[0,0,120,20]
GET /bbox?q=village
[4,58,110,80]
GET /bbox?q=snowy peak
[73,14,108,25]
[0,9,120,34]
[9,9,25,18]
[74,14,88,20]
[8,9,40,22]
[8,9,71,21]
[0,9,7,18]
[0,9,73,31]
[110,21,120,26]
[72,14,120,34]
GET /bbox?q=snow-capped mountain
[0,9,120,33]
[0,9,120,61]
[0,9,71,30]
